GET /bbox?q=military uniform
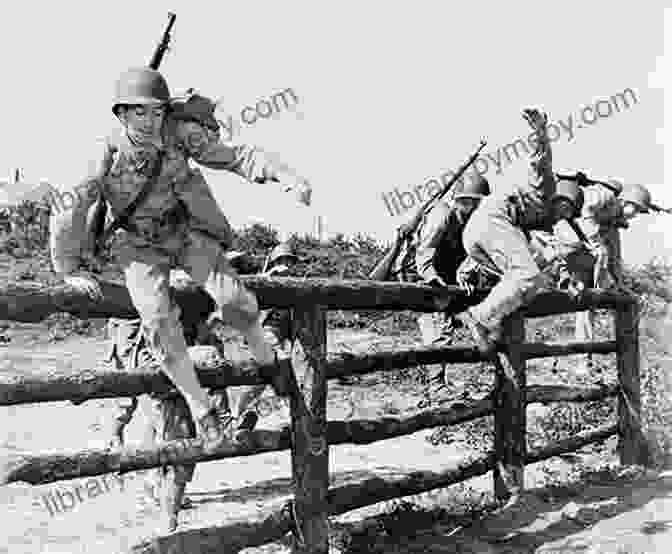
[460,110,557,345]
[50,69,305,436]
[563,183,625,357]
[413,175,490,345]
[413,202,466,344]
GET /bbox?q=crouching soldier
[414,176,490,346]
[50,67,313,446]
[456,108,583,354]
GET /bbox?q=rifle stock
[368,235,403,281]
[368,140,487,281]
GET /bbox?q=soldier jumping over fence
[455,108,584,354]
[49,67,312,446]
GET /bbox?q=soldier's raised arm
[524,108,554,194]
[171,94,312,206]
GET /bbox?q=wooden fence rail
[0,340,618,406]
[0,383,619,486]
[132,424,620,554]
[0,278,634,322]
[0,278,650,554]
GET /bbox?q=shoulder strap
[97,150,165,246]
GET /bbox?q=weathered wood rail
[0,278,651,554]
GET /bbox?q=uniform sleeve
[414,204,451,282]
[49,139,107,275]
[175,119,279,184]
[176,167,234,248]
[527,120,554,195]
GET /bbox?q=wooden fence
[0,277,652,553]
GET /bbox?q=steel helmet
[620,183,651,213]
[453,174,491,200]
[112,67,171,116]
[552,178,584,213]
[269,243,299,265]
[170,91,219,131]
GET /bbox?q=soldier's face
[119,105,166,139]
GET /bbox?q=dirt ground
[1,322,672,554]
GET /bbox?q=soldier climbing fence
[0,277,651,553]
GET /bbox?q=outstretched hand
[284,178,312,206]
[64,273,103,303]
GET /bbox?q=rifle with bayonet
[90,13,177,259]
[556,171,672,215]
[368,140,487,281]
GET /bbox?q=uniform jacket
[563,184,625,285]
[473,127,556,233]
[414,202,468,284]
[575,184,625,244]
[50,115,286,275]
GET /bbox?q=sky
[0,1,667,266]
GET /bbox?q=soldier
[558,178,653,370]
[456,108,583,354]
[50,67,312,445]
[414,176,491,346]
[527,177,589,287]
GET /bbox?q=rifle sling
[97,151,165,246]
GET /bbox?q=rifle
[556,172,672,215]
[90,13,177,259]
[149,12,177,70]
[368,140,487,281]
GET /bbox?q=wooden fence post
[289,305,330,553]
[493,313,526,501]
[614,302,652,467]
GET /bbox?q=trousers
[462,208,547,331]
[118,229,274,422]
[575,226,621,351]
